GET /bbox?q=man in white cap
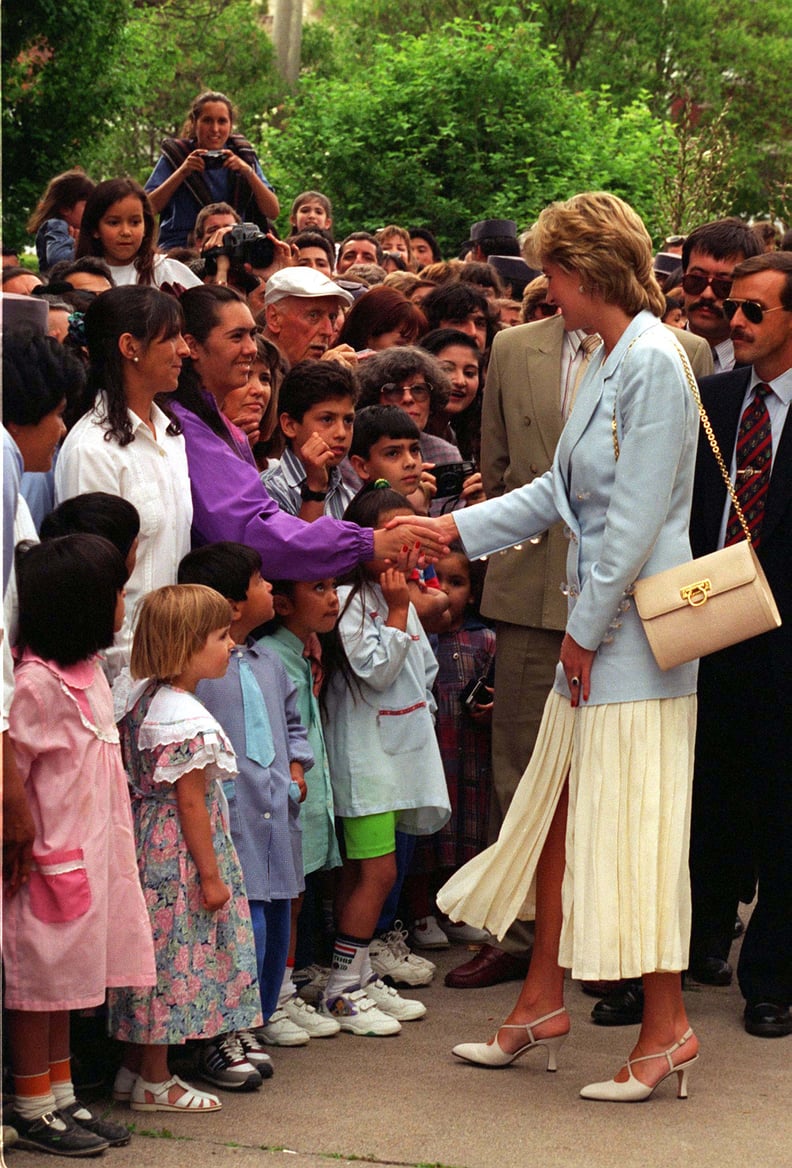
[262,267,355,368]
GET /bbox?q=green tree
[2,0,281,250]
[2,0,130,247]
[262,18,668,249]
[314,0,792,219]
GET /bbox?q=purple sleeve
[173,404,374,578]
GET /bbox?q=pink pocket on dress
[28,848,92,923]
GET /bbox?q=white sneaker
[370,923,436,987]
[441,920,492,944]
[363,978,426,1021]
[319,988,402,1036]
[281,993,340,1038]
[411,914,450,949]
[293,964,331,1005]
[257,1007,310,1047]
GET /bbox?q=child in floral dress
[108,585,263,1111]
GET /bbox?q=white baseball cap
[264,266,353,306]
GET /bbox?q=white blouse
[55,399,192,679]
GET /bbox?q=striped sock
[325,933,370,996]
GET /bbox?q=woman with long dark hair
[55,285,192,677]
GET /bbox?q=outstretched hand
[383,513,458,558]
[372,520,452,567]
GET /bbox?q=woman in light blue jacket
[393,193,701,1102]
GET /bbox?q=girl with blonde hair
[109,584,264,1109]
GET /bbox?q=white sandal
[130,1074,222,1112]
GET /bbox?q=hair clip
[373,478,391,489]
[67,311,87,346]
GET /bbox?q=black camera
[459,675,492,711]
[202,150,227,169]
[433,460,476,497]
[203,222,275,276]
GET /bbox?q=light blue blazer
[456,312,699,705]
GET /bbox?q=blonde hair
[376,224,411,251]
[418,260,462,285]
[532,192,665,317]
[520,274,550,322]
[383,270,422,296]
[131,585,232,680]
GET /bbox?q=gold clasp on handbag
[680,579,711,607]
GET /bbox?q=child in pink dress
[4,535,156,1158]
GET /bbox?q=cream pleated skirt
[436,690,696,980]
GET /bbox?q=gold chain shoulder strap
[611,338,752,544]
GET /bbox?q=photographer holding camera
[201,221,292,316]
[145,90,279,250]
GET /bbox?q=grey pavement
[4,936,791,1168]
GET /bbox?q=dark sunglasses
[535,302,557,318]
[723,298,787,325]
[681,273,733,300]
[380,381,431,405]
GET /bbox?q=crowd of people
[2,85,791,1159]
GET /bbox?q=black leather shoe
[591,980,644,1026]
[744,1001,792,1038]
[688,957,733,986]
[579,979,623,998]
[12,1110,109,1157]
[444,943,531,988]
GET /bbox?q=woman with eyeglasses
[356,346,485,512]
[388,192,703,1103]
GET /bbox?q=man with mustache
[681,219,762,371]
[689,251,792,1036]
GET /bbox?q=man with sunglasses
[689,251,792,1038]
[681,218,762,371]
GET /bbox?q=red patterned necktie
[725,382,773,548]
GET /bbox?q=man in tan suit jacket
[445,312,712,988]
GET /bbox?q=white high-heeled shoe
[580,1028,698,1102]
[452,1007,569,1071]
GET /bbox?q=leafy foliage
[2,0,280,248]
[2,0,131,247]
[262,18,667,249]
[315,0,792,221]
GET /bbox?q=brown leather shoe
[444,943,531,989]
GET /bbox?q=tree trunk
[272,0,303,89]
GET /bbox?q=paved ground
[3,934,791,1168]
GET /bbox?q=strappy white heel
[452,1007,569,1071]
[580,1028,699,1102]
